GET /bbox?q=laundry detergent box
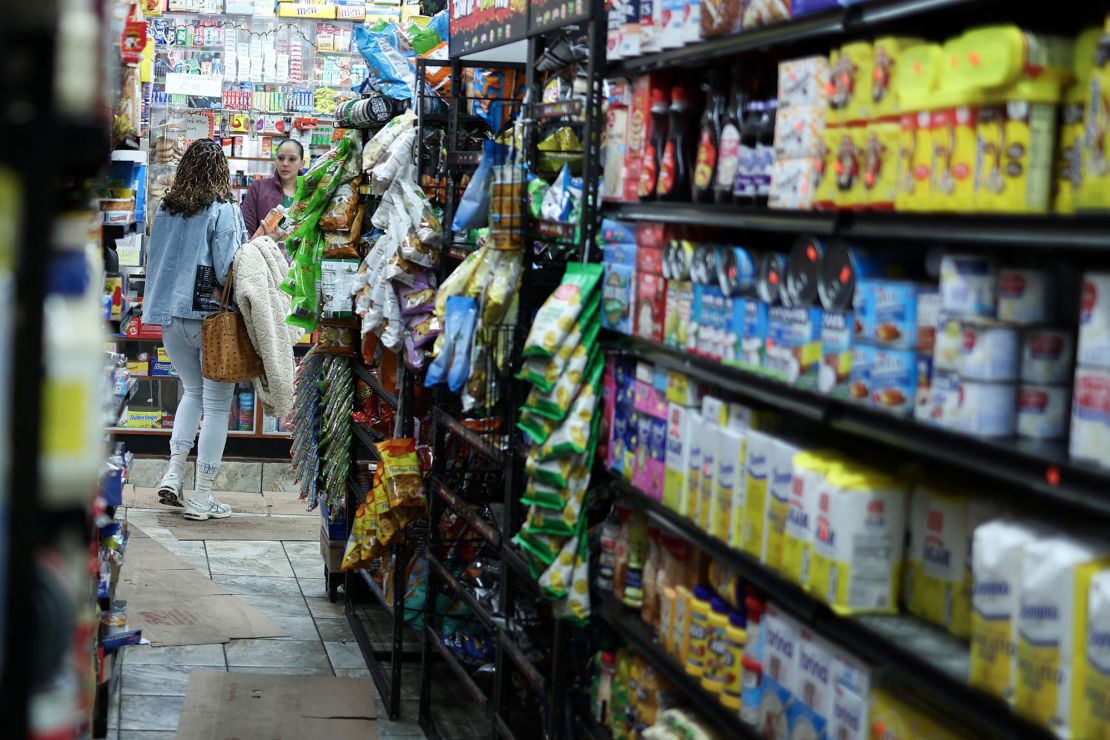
[1015,536,1110,735]
[759,603,801,734]
[602,261,637,334]
[765,305,824,388]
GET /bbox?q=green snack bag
[517,316,601,392]
[517,407,559,446]
[539,534,578,598]
[525,451,576,490]
[525,501,576,537]
[513,527,565,568]
[522,263,603,359]
[536,355,603,459]
[524,342,600,421]
[520,451,588,509]
[553,529,591,623]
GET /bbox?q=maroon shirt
[240,176,285,235]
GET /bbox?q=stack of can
[927,256,1073,440]
[1073,272,1110,466]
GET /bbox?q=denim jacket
[142,200,247,326]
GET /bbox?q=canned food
[818,241,910,312]
[1078,272,1110,368]
[955,379,1016,437]
[757,252,788,305]
[869,346,917,416]
[933,313,963,372]
[663,239,694,280]
[1021,329,1075,385]
[785,235,825,308]
[691,244,719,286]
[1017,384,1069,440]
[927,371,962,428]
[939,253,997,317]
[997,268,1055,324]
[1069,366,1110,466]
[717,246,757,297]
[958,319,1020,381]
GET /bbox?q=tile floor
[106,503,427,739]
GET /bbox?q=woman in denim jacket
[142,139,247,521]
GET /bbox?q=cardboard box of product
[126,360,149,377]
[123,409,162,428]
[278,2,338,18]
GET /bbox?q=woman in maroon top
[240,138,305,235]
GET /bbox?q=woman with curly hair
[143,138,247,521]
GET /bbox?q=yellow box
[974,102,1057,214]
[278,2,337,18]
[895,111,934,211]
[812,125,841,209]
[336,5,365,19]
[928,106,979,212]
[124,410,162,429]
[127,360,149,376]
[862,120,901,209]
[1055,28,1102,214]
[830,123,868,209]
[156,347,171,363]
[872,36,925,119]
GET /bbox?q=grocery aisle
[102,490,426,739]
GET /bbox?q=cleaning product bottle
[693,71,725,202]
[657,85,693,201]
[684,585,713,676]
[701,596,730,694]
[740,592,766,725]
[639,87,670,200]
[720,611,747,710]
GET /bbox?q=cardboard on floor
[153,512,317,540]
[176,671,378,740]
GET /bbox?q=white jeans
[161,318,235,475]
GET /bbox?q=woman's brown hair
[161,138,233,216]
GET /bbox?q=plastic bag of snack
[517,317,599,393]
[434,246,486,317]
[319,183,359,232]
[482,249,523,325]
[364,110,417,171]
[514,527,567,573]
[522,262,604,358]
[354,24,416,102]
[553,533,591,624]
[527,174,548,219]
[424,296,477,391]
[372,128,417,194]
[400,231,440,268]
[537,357,602,458]
[401,176,442,246]
[537,127,584,177]
[453,140,506,231]
[524,451,577,490]
[399,276,436,316]
[524,341,599,421]
[539,534,579,598]
[375,438,424,508]
[518,407,560,446]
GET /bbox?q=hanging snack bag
[537,357,604,459]
[518,317,601,393]
[524,343,600,421]
[518,407,560,446]
[523,263,604,359]
[375,438,424,509]
[363,110,417,170]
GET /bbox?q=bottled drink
[638,87,670,201]
[693,71,726,202]
[733,100,762,204]
[754,99,777,207]
[714,76,745,205]
[657,85,693,201]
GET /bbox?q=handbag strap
[218,263,236,309]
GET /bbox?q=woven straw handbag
[201,266,263,382]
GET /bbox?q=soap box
[778,56,831,108]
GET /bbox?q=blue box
[320,499,348,540]
[151,360,177,377]
[766,306,824,387]
[735,298,769,369]
[602,262,636,334]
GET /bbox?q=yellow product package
[828,43,874,126]
[1077,568,1110,739]
[868,688,970,739]
[738,429,774,558]
[764,437,802,571]
[710,426,745,543]
[862,119,901,209]
[1055,28,1102,214]
[781,451,839,590]
[1078,22,1110,212]
[663,403,693,514]
[894,43,945,212]
[969,518,1046,701]
[807,464,908,614]
[682,412,704,519]
[1015,536,1110,734]
[812,124,842,210]
[522,262,603,359]
[871,36,925,119]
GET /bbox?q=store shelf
[607,475,1054,740]
[105,427,172,436]
[605,332,1110,522]
[601,201,1110,251]
[497,631,545,692]
[352,421,384,459]
[605,0,990,76]
[430,477,501,548]
[425,624,490,706]
[433,408,505,465]
[427,552,498,633]
[598,593,759,740]
[351,362,399,409]
[492,713,518,740]
[347,473,367,506]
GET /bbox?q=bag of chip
[517,316,601,392]
[375,438,424,508]
[518,407,559,446]
[522,262,603,359]
[524,342,600,421]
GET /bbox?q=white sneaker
[157,472,185,508]
[183,497,232,521]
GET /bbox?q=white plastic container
[1017,384,1070,440]
[1020,329,1075,385]
[997,268,1055,324]
[958,319,1020,381]
[955,379,1016,437]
